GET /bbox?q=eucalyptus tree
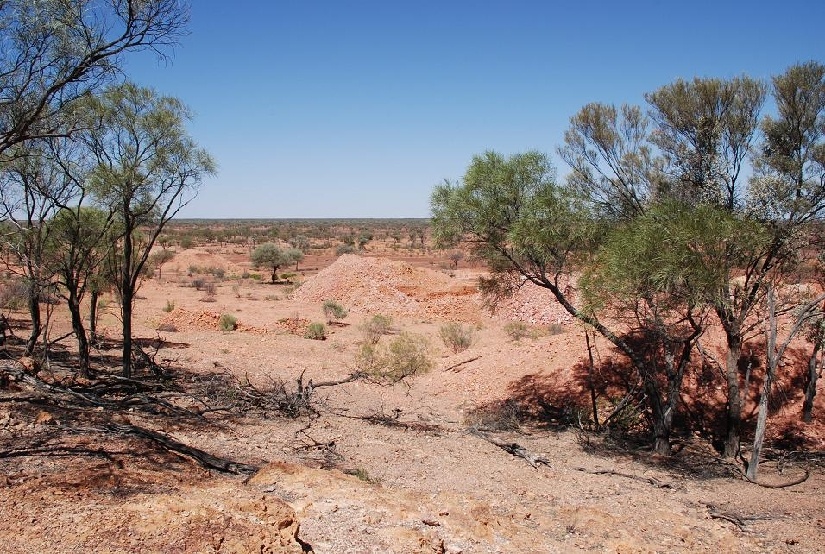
[432,150,709,454]
[251,242,293,283]
[47,206,116,376]
[646,76,766,210]
[644,75,777,459]
[0,141,77,354]
[558,102,659,220]
[0,0,189,156]
[83,83,215,377]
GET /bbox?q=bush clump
[305,322,327,340]
[504,321,531,341]
[218,314,237,331]
[356,332,432,382]
[162,299,175,313]
[360,314,394,344]
[322,299,348,324]
[463,399,525,431]
[439,322,474,353]
[200,281,217,302]
[336,244,356,256]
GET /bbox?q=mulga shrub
[439,322,474,353]
[218,314,237,331]
[305,322,327,340]
[356,332,432,383]
[360,314,394,344]
[322,299,348,324]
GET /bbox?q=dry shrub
[463,399,525,431]
[547,323,566,335]
[504,321,531,341]
[360,314,394,344]
[439,322,474,353]
[218,313,237,331]
[157,322,178,333]
[322,299,348,324]
[356,332,432,382]
[305,322,327,340]
[0,278,27,311]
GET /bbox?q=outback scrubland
[1,1,824,553]
[1,219,824,553]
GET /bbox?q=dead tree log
[470,428,550,468]
[102,423,258,475]
[573,466,674,489]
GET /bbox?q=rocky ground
[1,250,824,553]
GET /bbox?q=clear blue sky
[124,0,825,218]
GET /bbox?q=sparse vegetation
[504,321,532,341]
[163,300,175,312]
[305,322,327,340]
[547,323,565,335]
[439,322,474,353]
[464,400,524,431]
[336,244,356,256]
[218,314,237,331]
[356,332,432,382]
[201,282,217,301]
[344,467,379,484]
[360,314,394,344]
[322,299,348,324]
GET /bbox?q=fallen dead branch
[131,341,169,377]
[743,468,810,489]
[3,360,202,420]
[101,423,258,475]
[573,466,674,489]
[470,428,550,469]
[706,505,747,530]
[2,360,113,408]
[443,356,481,372]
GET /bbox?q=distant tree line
[432,62,825,479]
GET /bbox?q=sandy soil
[1,249,824,553]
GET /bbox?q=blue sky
[124,1,825,218]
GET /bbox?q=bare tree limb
[470,428,550,468]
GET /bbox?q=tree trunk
[89,290,99,340]
[122,286,133,378]
[652,411,673,456]
[643,373,672,456]
[722,332,743,458]
[748,363,774,481]
[748,286,778,481]
[25,280,41,356]
[67,289,90,378]
[585,331,600,430]
[271,266,277,284]
[122,224,133,378]
[803,340,822,423]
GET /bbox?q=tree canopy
[432,62,825,460]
